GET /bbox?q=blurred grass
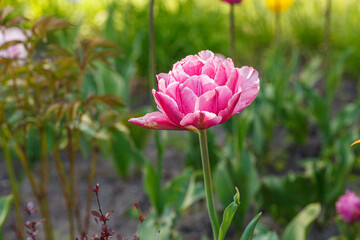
[3,0,360,77]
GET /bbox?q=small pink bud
[336,190,360,223]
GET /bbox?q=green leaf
[144,163,164,215]
[109,129,145,177]
[0,195,13,229]
[218,188,240,240]
[164,169,204,213]
[139,207,176,240]
[261,173,317,221]
[253,224,280,240]
[282,203,321,240]
[240,212,262,240]
[214,160,235,207]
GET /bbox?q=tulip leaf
[218,188,240,240]
[164,169,204,212]
[240,212,262,240]
[282,203,321,240]
[0,195,13,229]
[144,162,164,215]
[253,224,280,240]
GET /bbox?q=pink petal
[201,76,218,93]
[195,86,232,114]
[215,86,233,112]
[238,67,260,100]
[179,86,197,114]
[165,83,197,114]
[195,90,217,113]
[198,50,214,61]
[183,75,216,97]
[180,111,222,130]
[165,82,180,103]
[218,91,242,123]
[226,68,241,93]
[232,67,260,113]
[153,91,184,125]
[156,73,169,93]
[223,58,235,79]
[170,69,189,83]
[156,73,169,83]
[201,60,216,79]
[129,112,183,130]
[181,60,204,76]
[214,60,227,86]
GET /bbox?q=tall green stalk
[198,130,219,240]
[274,0,281,45]
[229,3,240,159]
[39,125,54,240]
[149,0,165,208]
[229,4,236,62]
[52,143,74,239]
[2,136,24,239]
[323,0,332,74]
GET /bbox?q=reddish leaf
[91,211,101,218]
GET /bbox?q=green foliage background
[4,0,360,78]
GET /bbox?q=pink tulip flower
[336,190,360,223]
[0,27,28,59]
[222,0,243,4]
[129,50,260,132]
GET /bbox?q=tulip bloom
[0,27,28,59]
[336,190,360,223]
[265,0,295,13]
[129,50,260,132]
[222,0,243,4]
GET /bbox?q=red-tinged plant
[0,6,123,240]
[23,202,45,240]
[80,184,142,240]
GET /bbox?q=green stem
[2,137,24,240]
[229,4,236,62]
[323,0,332,75]
[39,125,54,240]
[149,0,156,93]
[52,143,74,239]
[38,194,54,240]
[83,143,98,236]
[67,127,83,235]
[1,125,39,196]
[149,0,164,199]
[198,130,219,240]
[275,11,281,46]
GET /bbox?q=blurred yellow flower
[265,0,295,13]
[351,139,360,147]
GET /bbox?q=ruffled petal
[198,50,214,61]
[179,86,197,114]
[218,91,242,123]
[226,68,241,93]
[183,75,216,96]
[129,112,183,130]
[180,111,222,130]
[153,91,184,125]
[223,58,235,79]
[181,59,204,76]
[195,90,217,113]
[215,86,233,112]
[229,67,259,114]
[214,60,227,86]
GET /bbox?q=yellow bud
[351,139,360,147]
[265,0,295,13]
